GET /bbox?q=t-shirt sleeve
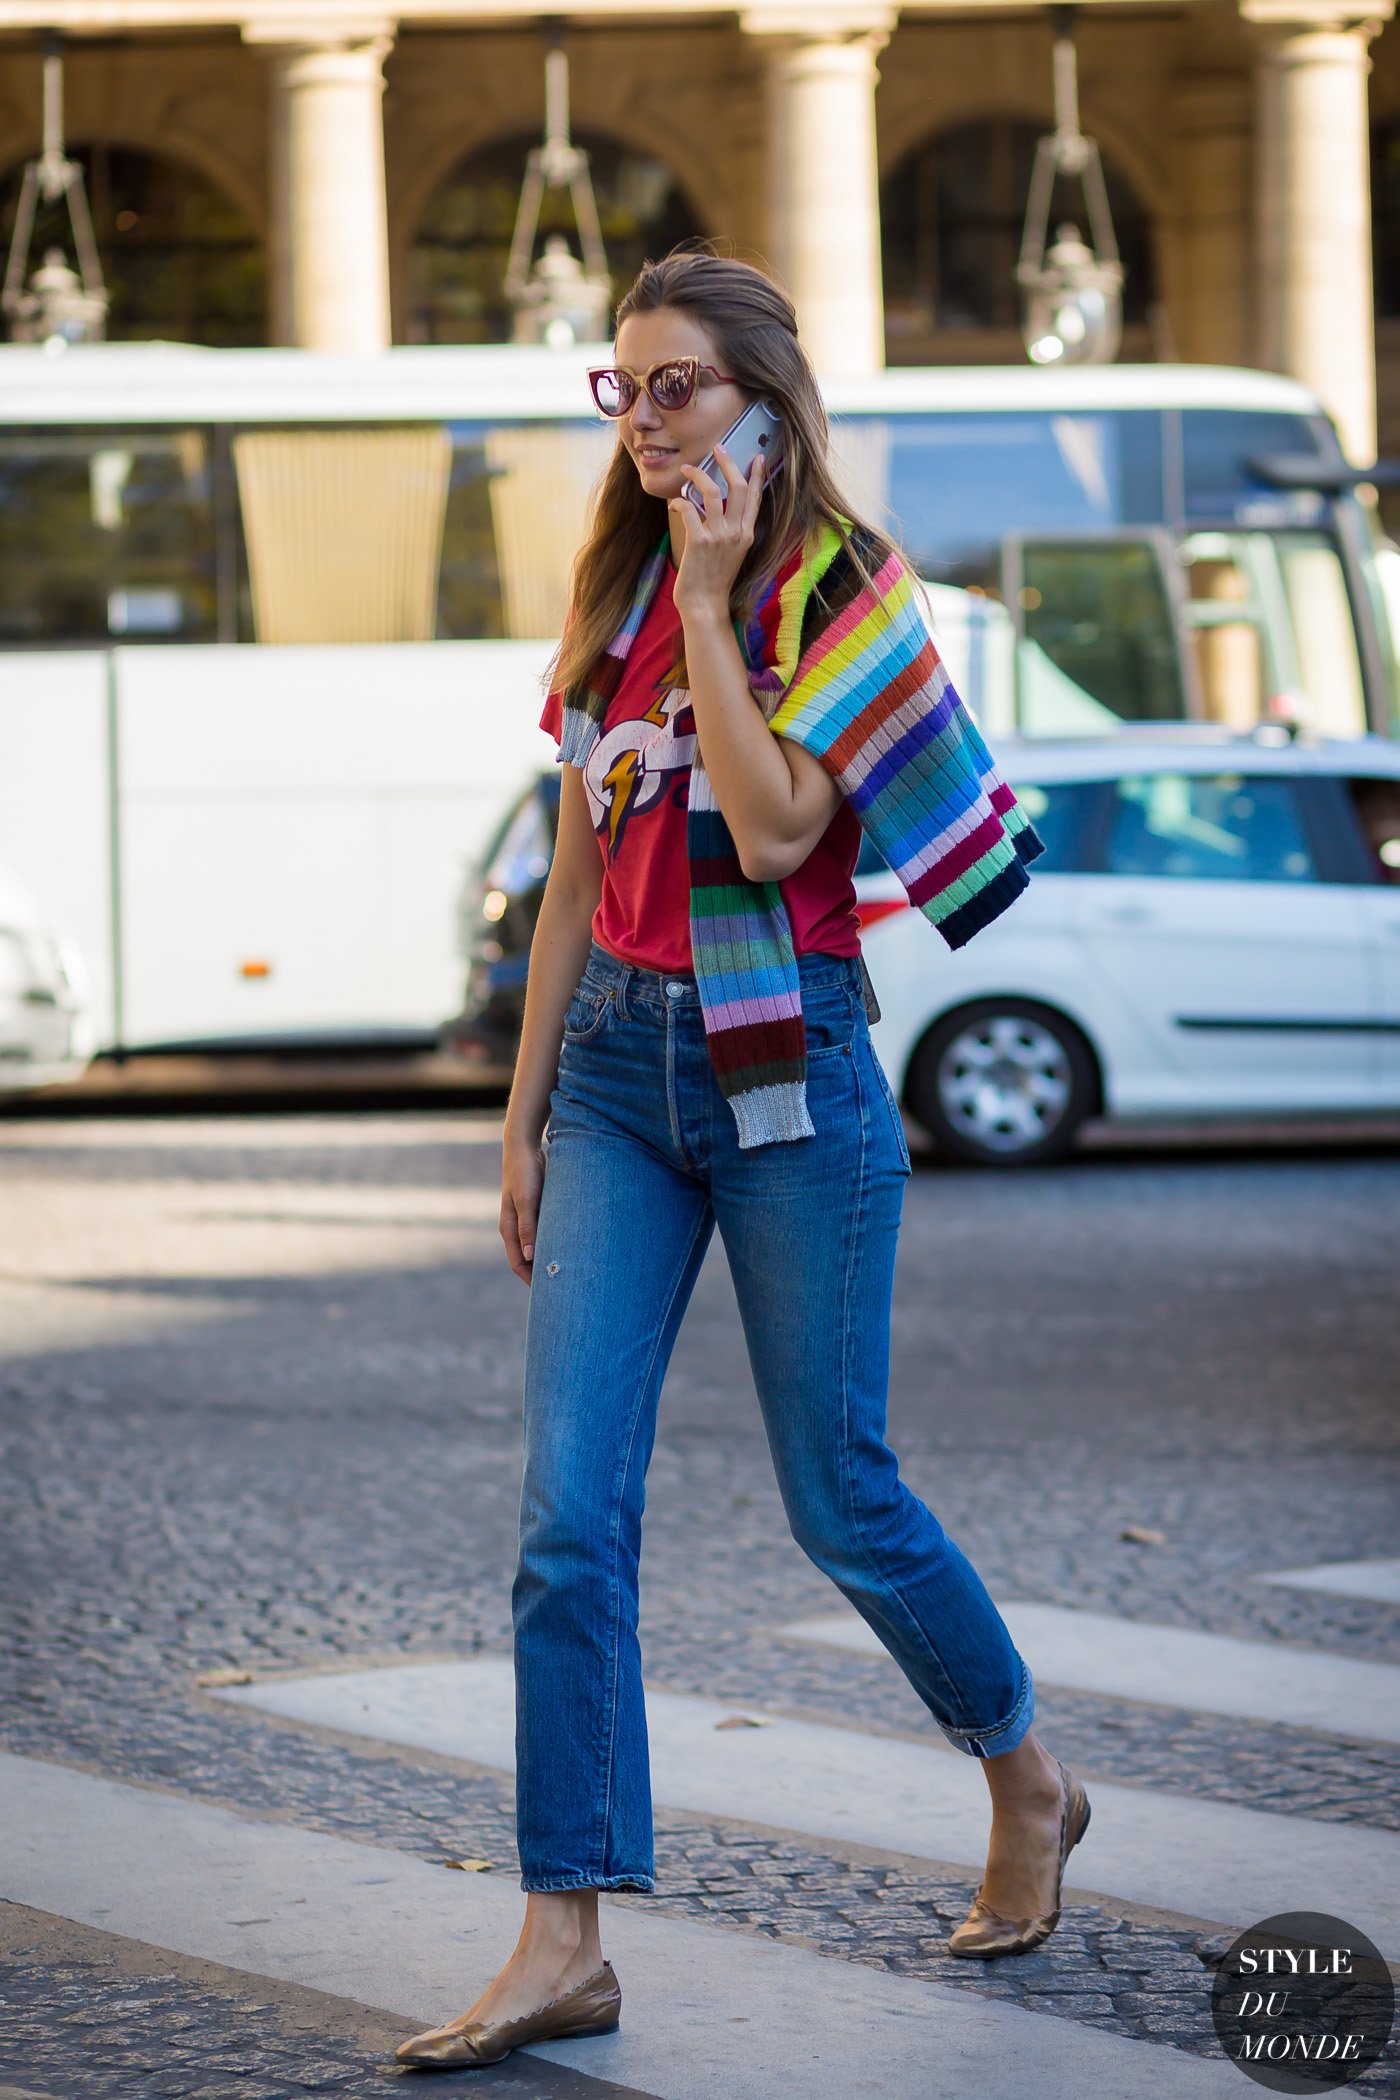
[539,689,564,747]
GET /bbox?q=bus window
[440,421,613,641]
[1366,539,1400,741]
[438,433,506,640]
[1178,534,1268,730]
[1011,537,1187,727]
[0,428,217,644]
[1177,528,1366,736]
[1179,408,1328,524]
[1276,534,1367,736]
[836,409,1163,593]
[231,426,451,645]
[1178,411,1368,734]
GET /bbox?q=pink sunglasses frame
[587,356,741,417]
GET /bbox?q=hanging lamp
[504,30,611,347]
[3,38,108,346]
[1016,7,1123,365]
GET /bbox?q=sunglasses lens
[591,370,632,416]
[649,361,695,410]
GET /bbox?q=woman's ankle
[517,1891,603,1966]
[981,1732,1064,1812]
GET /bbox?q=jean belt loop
[614,964,631,1021]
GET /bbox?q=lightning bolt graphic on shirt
[601,686,673,854]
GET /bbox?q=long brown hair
[549,247,896,697]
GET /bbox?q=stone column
[1243,0,1393,464]
[246,19,394,352]
[742,6,895,378]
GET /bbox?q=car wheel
[905,999,1098,1166]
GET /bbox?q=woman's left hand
[670,443,765,623]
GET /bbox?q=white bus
[1,343,1395,1054]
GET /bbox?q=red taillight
[854,897,910,932]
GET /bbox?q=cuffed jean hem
[519,1872,656,1894]
[937,1659,1036,1759]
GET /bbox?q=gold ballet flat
[394,1960,621,2069]
[947,1758,1091,1961]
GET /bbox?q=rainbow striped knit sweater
[557,521,1045,1149]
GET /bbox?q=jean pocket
[801,982,861,1060]
[864,1038,912,1173]
[562,982,615,1045]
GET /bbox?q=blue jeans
[512,940,1034,1893]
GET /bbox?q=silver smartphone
[682,397,784,512]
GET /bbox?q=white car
[0,866,95,1095]
[858,726,1400,1164]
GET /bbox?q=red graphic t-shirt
[540,561,861,975]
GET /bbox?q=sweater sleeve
[771,543,1046,950]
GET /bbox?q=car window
[1105,773,1316,881]
[1345,776,1400,884]
[483,784,555,893]
[853,778,1100,877]
[1005,780,1101,872]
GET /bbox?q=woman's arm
[672,449,842,886]
[499,764,603,1284]
[680,609,841,882]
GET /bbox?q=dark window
[409,130,703,345]
[880,117,1154,343]
[0,427,218,644]
[1345,774,1400,883]
[0,143,266,346]
[1104,772,1316,882]
[439,432,506,640]
[836,409,1162,591]
[437,419,612,640]
[1018,540,1186,725]
[1003,779,1103,873]
[1178,410,1330,527]
[483,780,557,894]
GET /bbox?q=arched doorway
[881,117,1155,360]
[407,129,703,344]
[0,142,266,346]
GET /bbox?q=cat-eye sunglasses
[588,356,740,418]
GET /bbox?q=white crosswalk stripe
[15,1577,1394,2096]
[214,1656,1400,1959]
[779,1600,1400,1743]
[2,1750,1243,2100]
[1254,1559,1400,1606]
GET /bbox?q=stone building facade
[1,0,1397,466]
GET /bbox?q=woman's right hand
[500,1127,546,1285]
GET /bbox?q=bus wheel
[905,1000,1098,1167]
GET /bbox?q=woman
[395,249,1090,2072]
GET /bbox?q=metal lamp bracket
[2,40,108,339]
[503,34,609,308]
[1016,5,1122,286]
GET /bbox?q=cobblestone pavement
[1,1111,1397,2097]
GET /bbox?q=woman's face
[610,308,748,505]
